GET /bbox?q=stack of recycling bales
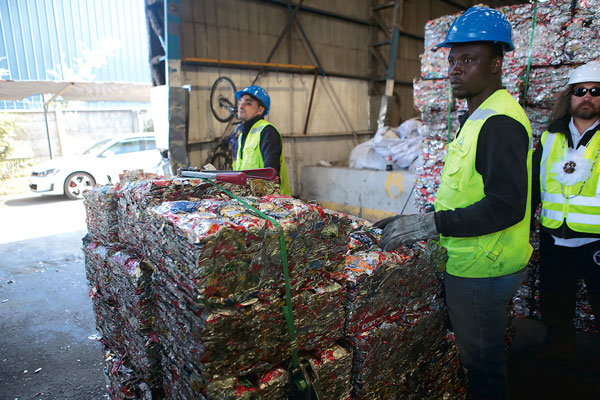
[414,0,598,333]
[83,171,465,399]
[84,172,234,397]
[84,176,356,399]
[84,172,169,398]
[83,240,157,399]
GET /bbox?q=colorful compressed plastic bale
[205,367,289,400]
[524,65,573,107]
[563,4,600,64]
[107,250,162,391]
[84,185,119,244]
[116,175,281,252]
[502,1,571,66]
[144,197,353,305]
[414,139,447,213]
[103,347,155,400]
[309,344,354,400]
[340,228,462,399]
[197,343,353,400]
[350,305,457,400]
[139,195,355,397]
[153,274,346,379]
[82,238,125,352]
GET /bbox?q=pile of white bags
[349,119,423,170]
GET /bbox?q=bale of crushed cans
[342,229,464,399]
[82,171,467,399]
[82,234,163,394]
[416,0,600,333]
[83,239,125,352]
[116,173,280,253]
[144,194,354,398]
[84,186,119,244]
[104,347,154,400]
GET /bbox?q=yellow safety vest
[539,129,600,234]
[434,89,533,278]
[232,119,291,195]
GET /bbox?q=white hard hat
[568,62,600,85]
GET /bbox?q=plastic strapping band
[447,84,452,142]
[200,178,300,369]
[523,1,538,106]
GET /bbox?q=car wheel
[63,172,95,200]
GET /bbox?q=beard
[572,102,600,120]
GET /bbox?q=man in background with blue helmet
[233,85,291,195]
[530,62,600,361]
[375,7,532,399]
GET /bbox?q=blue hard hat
[235,85,271,116]
[436,6,514,52]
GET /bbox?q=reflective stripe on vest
[539,130,600,233]
[434,89,533,278]
[232,119,291,195]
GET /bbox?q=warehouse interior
[145,0,525,194]
[76,0,600,398]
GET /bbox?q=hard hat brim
[436,40,514,52]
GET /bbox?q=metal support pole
[40,84,72,160]
[376,0,401,128]
[42,94,53,160]
[252,0,304,85]
[385,26,400,95]
[291,15,325,74]
[303,69,319,135]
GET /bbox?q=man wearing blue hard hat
[233,85,291,195]
[375,6,532,399]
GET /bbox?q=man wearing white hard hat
[531,61,600,361]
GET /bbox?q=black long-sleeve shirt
[434,113,529,237]
[237,115,282,176]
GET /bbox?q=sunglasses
[571,87,600,97]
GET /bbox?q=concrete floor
[0,194,105,399]
[0,193,598,400]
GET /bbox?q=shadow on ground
[508,318,600,399]
[3,194,74,207]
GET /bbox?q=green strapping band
[523,1,538,106]
[200,178,300,369]
[447,84,453,142]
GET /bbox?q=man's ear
[258,105,266,116]
[490,56,503,75]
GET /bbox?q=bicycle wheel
[210,76,237,123]
[209,151,233,170]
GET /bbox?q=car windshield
[81,138,114,155]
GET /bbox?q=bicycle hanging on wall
[206,76,241,170]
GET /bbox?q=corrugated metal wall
[0,0,151,109]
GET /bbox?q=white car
[29,134,163,199]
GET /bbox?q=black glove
[374,212,439,251]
